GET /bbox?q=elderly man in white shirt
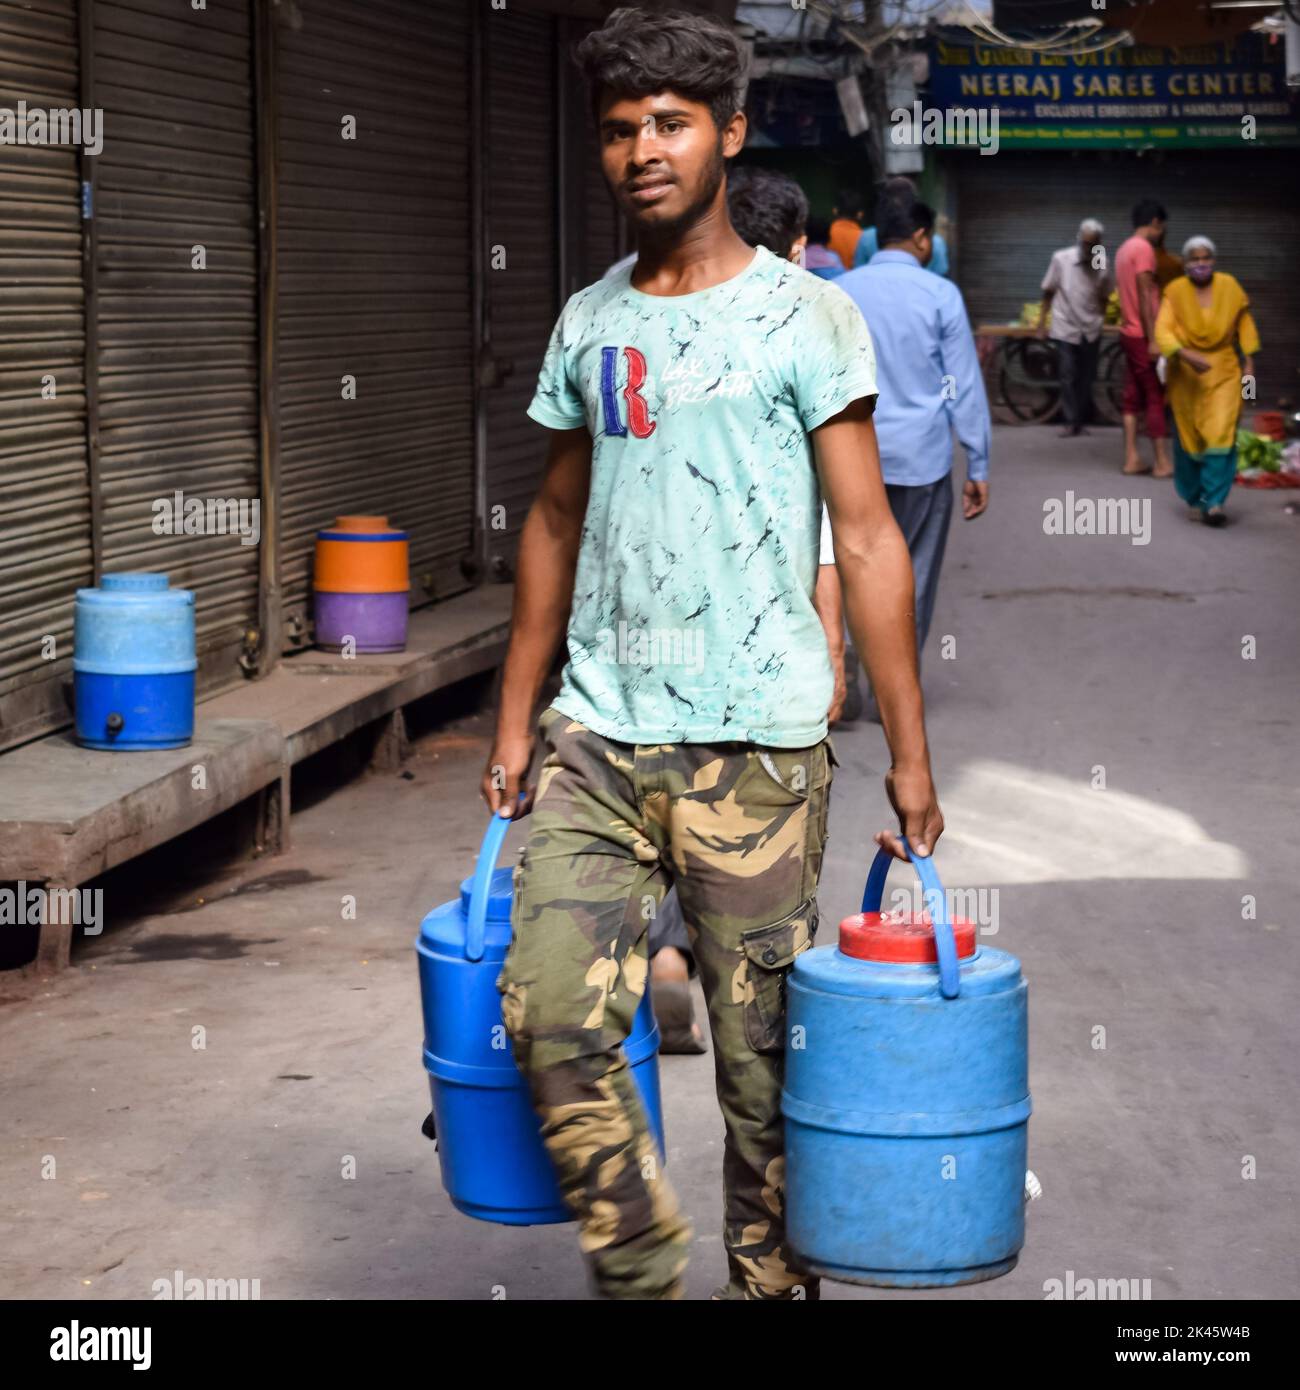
[1039,218,1114,437]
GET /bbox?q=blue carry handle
[860,839,961,999]
[465,811,513,962]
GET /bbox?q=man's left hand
[876,764,944,862]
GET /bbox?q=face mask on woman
[1187,260,1214,285]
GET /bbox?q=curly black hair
[573,6,749,133]
[727,165,808,258]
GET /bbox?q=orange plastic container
[313,515,409,595]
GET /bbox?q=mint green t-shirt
[528,244,877,748]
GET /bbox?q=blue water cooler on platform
[73,572,196,750]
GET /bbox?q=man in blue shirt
[852,178,950,276]
[853,221,949,276]
[830,196,991,698]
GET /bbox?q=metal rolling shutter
[582,113,622,284]
[274,0,474,646]
[91,0,261,692]
[482,6,558,577]
[953,150,1300,404]
[567,15,623,291]
[0,0,90,751]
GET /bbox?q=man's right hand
[827,661,847,724]
[482,730,536,819]
[962,478,989,520]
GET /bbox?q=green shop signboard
[928,30,1300,149]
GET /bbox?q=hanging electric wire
[800,0,1135,59]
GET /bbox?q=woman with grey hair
[1154,235,1260,526]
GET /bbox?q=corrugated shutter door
[583,103,621,283]
[953,151,1300,404]
[274,0,474,645]
[92,0,261,692]
[482,7,558,575]
[0,0,91,751]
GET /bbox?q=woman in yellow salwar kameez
[1155,236,1260,527]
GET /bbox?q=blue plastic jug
[73,572,196,750]
[784,842,1030,1287]
[417,813,666,1226]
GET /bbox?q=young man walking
[482,7,943,1301]
[831,195,990,699]
[1115,198,1173,477]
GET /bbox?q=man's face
[598,90,745,237]
[1080,233,1103,265]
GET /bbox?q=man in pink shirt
[1115,198,1172,477]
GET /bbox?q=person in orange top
[828,187,864,269]
[1153,229,1183,290]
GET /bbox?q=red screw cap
[839,909,978,963]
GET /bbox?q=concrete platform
[0,585,513,973]
[206,587,513,765]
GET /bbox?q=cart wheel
[1000,338,1062,425]
[1094,339,1126,425]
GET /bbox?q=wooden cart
[977,324,1126,426]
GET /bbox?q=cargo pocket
[739,900,819,1055]
[751,747,818,806]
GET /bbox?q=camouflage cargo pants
[497,706,835,1300]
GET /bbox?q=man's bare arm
[1137,267,1159,349]
[814,397,944,860]
[481,425,592,818]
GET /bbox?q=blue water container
[417,814,666,1226]
[784,843,1030,1287]
[73,572,196,750]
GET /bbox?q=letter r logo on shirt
[599,346,657,439]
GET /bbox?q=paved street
[2,424,1296,1301]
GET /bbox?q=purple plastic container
[314,591,409,654]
